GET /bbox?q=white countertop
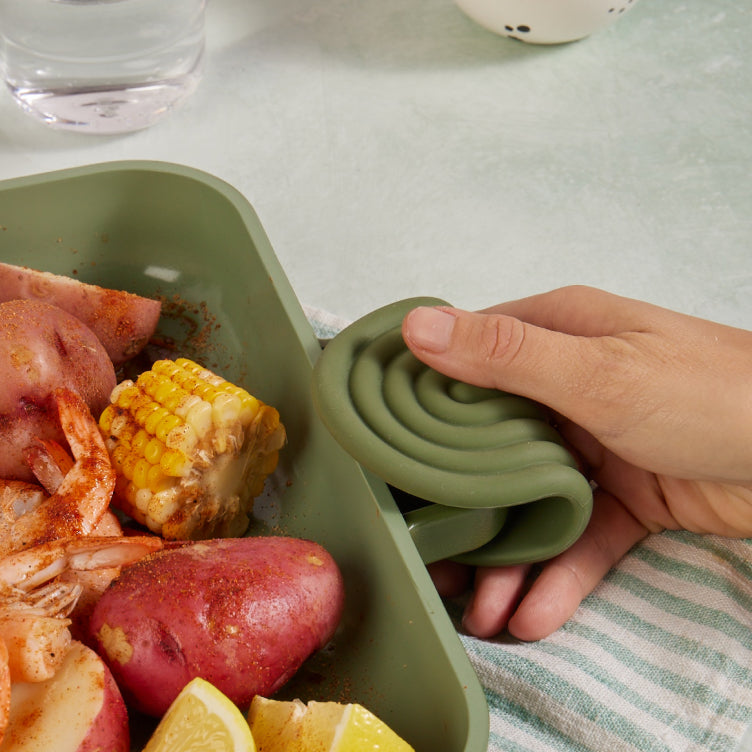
[1,0,750,328]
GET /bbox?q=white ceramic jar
[454,0,641,44]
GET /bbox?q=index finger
[480,286,667,337]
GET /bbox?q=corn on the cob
[98,358,286,540]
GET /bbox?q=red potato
[0,300,116,482]
[0,641,129,752]
[89,537,346,717]
[0,262,161,365]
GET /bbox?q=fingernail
[406,307,456,353]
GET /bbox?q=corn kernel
[165,423,198,455]
[174,393,199,418]
[153,377,179,405]
[144,437,164,465]
[111,445,129,470]
[132,459,152,489]
[185,400,212,438]
[112,381,138,408]
[120,454,139,481]
[153,360,179,379]
[107,414,129,441]
[132,485,153,515]
[193,382,218,403]
[171,370,192,391]
[198,368,224,388]
[131,428,150,454]
[98,404,116,433]
[175,358,200,374]
[146,464,170,493]
[146,491,182,527]
[144,406,170,435]
[155,414,182,443]
[136,371,159,395]
[135,400,161,427]
[211,392,240,427]
[236,394,259,427]
[160,448,191,477]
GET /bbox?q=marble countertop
[0,0,749,328]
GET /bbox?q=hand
[401,286,752,641]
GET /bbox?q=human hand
[401,286,752,641]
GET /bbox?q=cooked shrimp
[2,388,116,557]
[0,535,161,743]
[10,419,130,638]
[17,437,123,537]
[22,437,74,496]
[0,535,162,686]
[0,468,110,644]
[0,481,46,524]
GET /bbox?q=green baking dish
[0,161,489,752]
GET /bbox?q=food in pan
[98,358,286,540]
[88,536,346,718]
[0,264,346,750]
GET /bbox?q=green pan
[312,297,593,566]
[0,163,489,752]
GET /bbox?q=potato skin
[1,641,130,752]
[0,262,161,365]
[89,537,345,717]
[0,299,117,481]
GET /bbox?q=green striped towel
[454,531,752,752]
[305,308,752,752]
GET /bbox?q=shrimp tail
[23,438,74,496]
[0,535,163,593]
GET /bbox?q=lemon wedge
[248,696,414,752]
[143,677,256,752]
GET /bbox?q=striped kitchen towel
[305,307,752,752]
[454,531,752,752]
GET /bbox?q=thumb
[402,305,600,421]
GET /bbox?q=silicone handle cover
[312,297,593,566]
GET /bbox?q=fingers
[558,419,680,532]
[461,489,648,642]
[401,303,616,421]
[461,563,532,639]
[478,285,663,337]
[427,560,473,598]
[400,286,675,419]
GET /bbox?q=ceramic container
[455,0,641,44]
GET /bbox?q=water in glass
[0,0,205,133]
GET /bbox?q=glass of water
[0,0,206,134]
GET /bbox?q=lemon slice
[248,696,414,752]
[143,677,256,752]
[245,696,307,749]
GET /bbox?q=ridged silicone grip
[312,297,592,566]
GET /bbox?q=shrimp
[0,535,162,743]
[21,437,124,536]
[22,437,74,496]
[0,535,163,740]
[15,427,128,635]
[0,481,46,524]
[0,387,116,558]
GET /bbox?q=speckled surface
[0,0,749,327]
